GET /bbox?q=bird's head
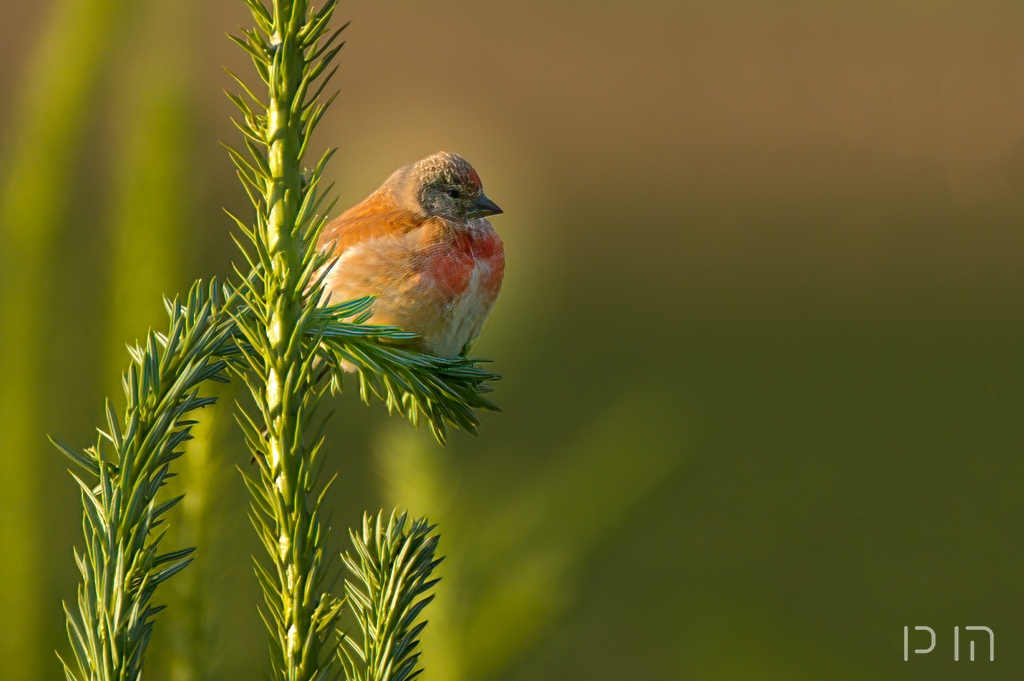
[402,152,503,222]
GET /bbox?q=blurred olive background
[2,0,1024,679]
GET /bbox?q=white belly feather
[435,257,494,357]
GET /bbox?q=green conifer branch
[55,282,237,681]
[339,512,442,681]
[226,2,348,678]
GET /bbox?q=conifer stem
[259,1,325,676]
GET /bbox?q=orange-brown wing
[320,215,458,342]
[318,189,426,256]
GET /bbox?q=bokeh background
[2,0,1024,679]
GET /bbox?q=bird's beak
[469,194,503,218]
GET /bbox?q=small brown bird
[319,152,505,358]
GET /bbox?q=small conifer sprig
[54,282,236,681]
[340,512,442,681]
[315,302,500,443]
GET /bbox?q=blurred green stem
[105,0,195,394]
[0,0,130,678]
[165,390,227,681]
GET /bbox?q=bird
[318,152,505,358]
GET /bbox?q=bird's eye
[446,189,461,199]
